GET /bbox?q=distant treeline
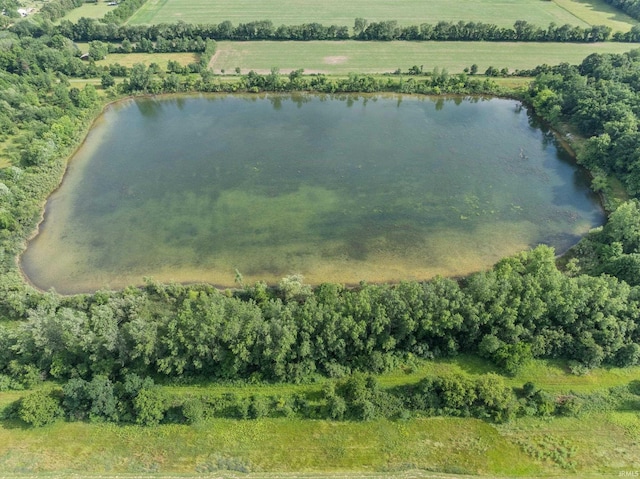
[9,17,623,43]
[36,0,146,24]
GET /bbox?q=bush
[182,397,205,424]
[133,387,168,426]
[18,390,63,427]
[248,395,271,419]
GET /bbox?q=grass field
[128,0,637,31]
[0,413,637,476]
[59,1,114,22]
[96,52,199,69]
[1,357,638,476]
[164,356,640,399]
[209,40,638,75]
[554,0,639,31]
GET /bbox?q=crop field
[209,40,638,75]
[127,0,636,30]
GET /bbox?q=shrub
[18,390,63,427]
[133,387,168,426]
[182,397,205,424]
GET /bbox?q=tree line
[7,15,622,44]
[57,18,616,43]
[0,246,638,389]
[6,370,639,428]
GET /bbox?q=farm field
[127,0,637,31]
[209,40,639,74]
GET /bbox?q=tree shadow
[565,0,638,26]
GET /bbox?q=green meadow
[208,40,638,74]
[95,51,199,69]
[1,358,639,476]
[127,0,636,31]
[59,1,114,22]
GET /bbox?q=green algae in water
[21,94,604,293]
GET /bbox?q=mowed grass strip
[163,357,640,398]
[0,414,637,475]
[375,356,640,394]
[97,52,199,69]
[210,41,638,74]
[0,417,543,475]
[128,0,634,29]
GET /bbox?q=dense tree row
[7,17,619,44]
[569,200,640,286]
[0,246,638,389]
[7,371,639,427]
[355,19,612,42]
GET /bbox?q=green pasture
[0,139,16,168]
[128,0,636,31]
[375,356,640,394]
[554,0,639,32]
[68,78,103,89]
[209,40,638,75]
[164,357,640,399]
[0,417,539,475]
[0,155,11,169]
[59,1,114,22]
[0,413,637,475]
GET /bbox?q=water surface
[21,94,604,293]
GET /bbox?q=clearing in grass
[127,0,637,31]
[209,40,638,75]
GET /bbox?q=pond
[21,94,604,293]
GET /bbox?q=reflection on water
[21,94,605,293]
